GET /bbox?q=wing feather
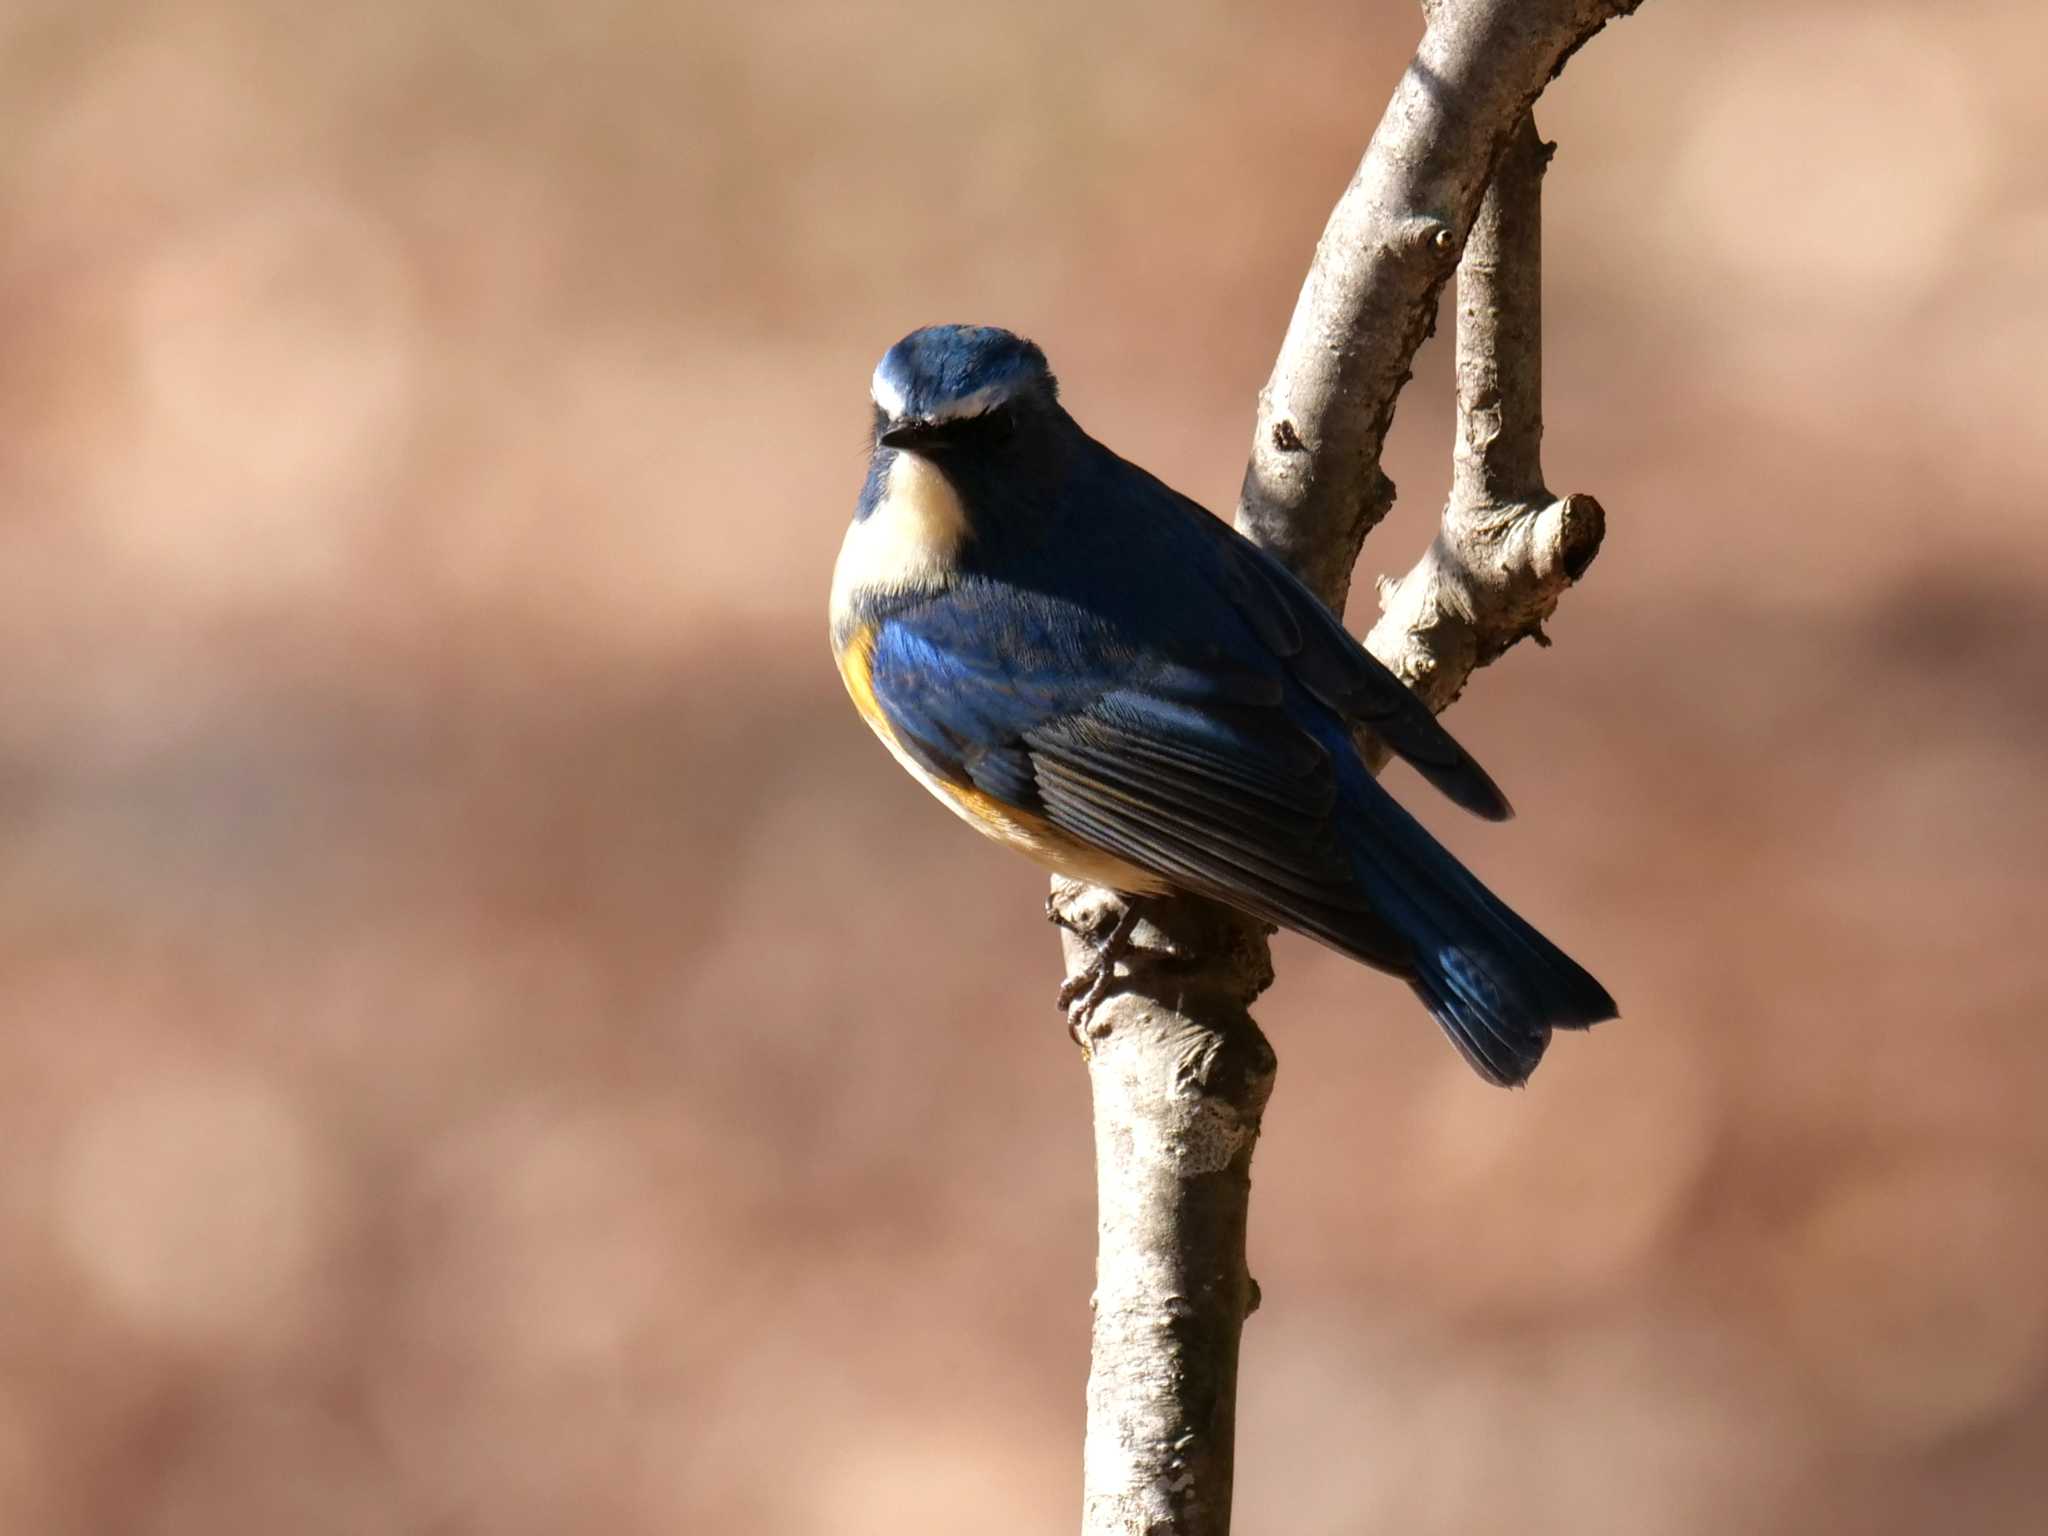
[1158,479,1515,820]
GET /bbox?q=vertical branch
[1055,884,1275,1536]
[1062,7,1640,1534]
[1455,113,1550,509]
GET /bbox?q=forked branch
[1239,0,1642,612]
[1061,5,1639,1533]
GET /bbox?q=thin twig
[1365,111,1608,717]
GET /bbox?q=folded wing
[865,583,1416,974]
[1118,454,1513,821]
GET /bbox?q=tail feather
[1342,776,1617,1087]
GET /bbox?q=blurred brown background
[1,0,2044,1531]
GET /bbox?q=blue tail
[1341,776,1616,1086]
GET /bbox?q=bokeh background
[2,0,2045,1530]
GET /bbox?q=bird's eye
[885,402,1018,454]
[976,408,1015,444]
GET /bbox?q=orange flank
[833,620,1168,895]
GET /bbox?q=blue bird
[830,324,1616,1085]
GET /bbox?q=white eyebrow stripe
[925,380,1010,423]
[870,365,909,417]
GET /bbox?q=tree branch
[1060,6,1639,1533]
[1053,883,1276,1536]
[1238,0,1642,614]
[1364,111,1607,719]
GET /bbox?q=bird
[829,324,1616,1085]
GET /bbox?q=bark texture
[1238,0,1642,613]
[1053,883,1275,1536]
[1060,5,1641,1533]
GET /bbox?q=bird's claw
[1060,966,1112,1044]
[1056,901,1142,1045]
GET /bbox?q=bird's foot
[1054,900,1141,1046]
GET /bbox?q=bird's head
[869,325,1059,456]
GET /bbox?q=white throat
[829,453,968,624]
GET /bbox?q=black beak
[879,419,932,450]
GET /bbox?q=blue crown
[871,325,1056,423]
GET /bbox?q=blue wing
[865,576,1414,971]
[1123,457,1512,821]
